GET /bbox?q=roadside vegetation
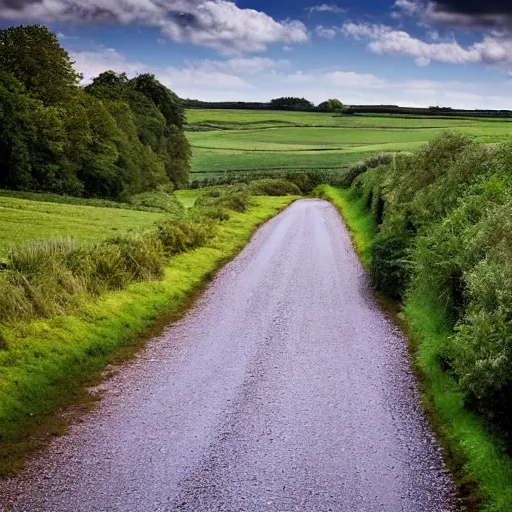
[318,133,512,511]
[0,183,299,475]
[0,192,181,255]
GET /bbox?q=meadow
[0,194,169,256]
[186,108,512,177]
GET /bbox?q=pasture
[0,195,168,256]
[186,109,512,177]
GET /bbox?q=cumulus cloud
[0,0,308,54]
[393,0,512,30]
[342,22,512,66]
[315,25,338,39]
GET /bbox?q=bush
[347,135,512,431]
[127,189,184,215]
[195,189,252,213]
[339,153,392,188]
[156,219,214,255]
[189,206,231,222]
[247,179,301,196]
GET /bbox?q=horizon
[1,1,512,109]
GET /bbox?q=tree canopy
[0,25,190,199]
[318,99,345,112]
[270,97,315,111]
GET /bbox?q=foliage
[0,25,80,105]
[270,97,315,110]
[347,133,512,437]
[0,195,294,476]
[247,179,302,196]
[127,189,184,215]
[319,183,512,512]
[0,25,190,199]
[318,98,344,112]
[195,188,252,213]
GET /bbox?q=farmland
[186,108,512,177]
[0,195,169,256]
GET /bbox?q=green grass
[0,195,294,475]
[175,189,203,209]
[0,196,169,256]
[318,184,512,512]
[315,185,375,269]
[185,109,512,176]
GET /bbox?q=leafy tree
[318,98,344,112]
[0,27,191,198]
[0,71,83,195]
[270,97,314,111]
[130,73,185,129]
[0,25,81,105]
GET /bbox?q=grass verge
[314,184,375,269]
[0,195,295,477]
[316,184,512,512]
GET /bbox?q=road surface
[0,199,455,511]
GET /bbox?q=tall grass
[0,197,242,324]
[0,194,296,476]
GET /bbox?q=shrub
[156,219,214,255]
[189,206,231,222]
[339,153,392,187]
[195,190,252,213]
[127,189,184,215]
[247,179,301,196]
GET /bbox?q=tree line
[184,97,345,113]
[0,25,190,200]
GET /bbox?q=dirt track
[0,199,455,511]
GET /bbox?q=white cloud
[70,49,253,91]
[69,47,512,110]
[323,71,385,88]
[188,57,290,75]
[342,22,512,67]
[392,0,421,16]
[0,0,308,54]
[307,4,345,15]
[283,71,316,84]
[315,25,338,39]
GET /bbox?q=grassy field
[0,195,169,256]
[0,195,295,476]
[186,109,512,177]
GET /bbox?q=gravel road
[0,199,455,512]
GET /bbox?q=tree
[318,98,344,112]
[130,73,185,129]
[0,25,81,105]
[0,71,83,195]
[270,97,314,111]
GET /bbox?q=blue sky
[1,1,512,108]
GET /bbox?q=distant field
[0,195,168,255]
[185,109,512,176]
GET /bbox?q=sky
[1,0,512,108]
